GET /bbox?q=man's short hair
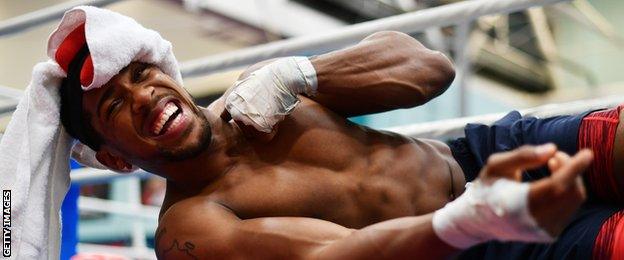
[59,44,103,151]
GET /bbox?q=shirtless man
[49,7,624,257]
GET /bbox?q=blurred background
[1,0,623,259]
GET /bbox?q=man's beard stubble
[157,108,212,162]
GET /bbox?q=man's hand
[222,57,317,134]
[479,144,592,237]
[530,149,591,236]
[433,144,592,249]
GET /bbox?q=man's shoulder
[156,197,236,246]
[155,198,236,259]
[160,196,233,224]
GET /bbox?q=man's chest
[209,164,418,228]
[197,98,450,227]
[245,97,418,170]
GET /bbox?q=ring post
[60,160,81,260]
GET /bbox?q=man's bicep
[155,201,352,259]
[230,217,354,259]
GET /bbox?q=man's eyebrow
[95,65,133,118]
[96,85,116,119]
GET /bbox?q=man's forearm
[314,214,458,260]
[223,31,456,131]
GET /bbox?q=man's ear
[95,149,134,173]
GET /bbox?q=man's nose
[131,84,155,114]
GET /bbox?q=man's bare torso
[162,97,465,228]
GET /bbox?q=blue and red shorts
[448,106,624,259]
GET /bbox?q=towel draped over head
[0,6,182,258]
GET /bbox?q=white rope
[0,102,18,115]
[0,0,123,37]
[78,196,159,220]
[0,86,20,115]
[0,85,23,100]
[77,243,156,259]
[70,168,154,184]
[385,95,624,140]
[180,0,569,77]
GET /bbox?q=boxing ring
[1,0,621,258]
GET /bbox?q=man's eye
[107,99,122,118]
[132,65,149,83]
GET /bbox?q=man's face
[82,62,211,167]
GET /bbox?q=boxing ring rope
[0,85,22,99]
[179,0,570,77]
[78,196,159,220]
[70,168,154,185]
[0,85,23,115]
[178,0,569,117]
[385,95,624,140]
[0,101,18,115]
[0,0,124,37]
[77,243,155,259]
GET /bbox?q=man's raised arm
[222,31,454,134]
[310,31,455,117]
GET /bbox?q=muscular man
[53,10,621,259]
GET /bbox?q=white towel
[0,6,182,259]
[0,61,71,259]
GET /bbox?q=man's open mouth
[151,101,183,136]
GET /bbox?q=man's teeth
[153,103,180,135]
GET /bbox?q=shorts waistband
[448,138,481,182]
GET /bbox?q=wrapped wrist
[432,179,553,249]
[266,56,318,97]
[291,56,318,96]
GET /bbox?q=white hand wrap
[432,179,553,249]
[225,56,317,133]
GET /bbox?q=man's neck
[157,102,247,189]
